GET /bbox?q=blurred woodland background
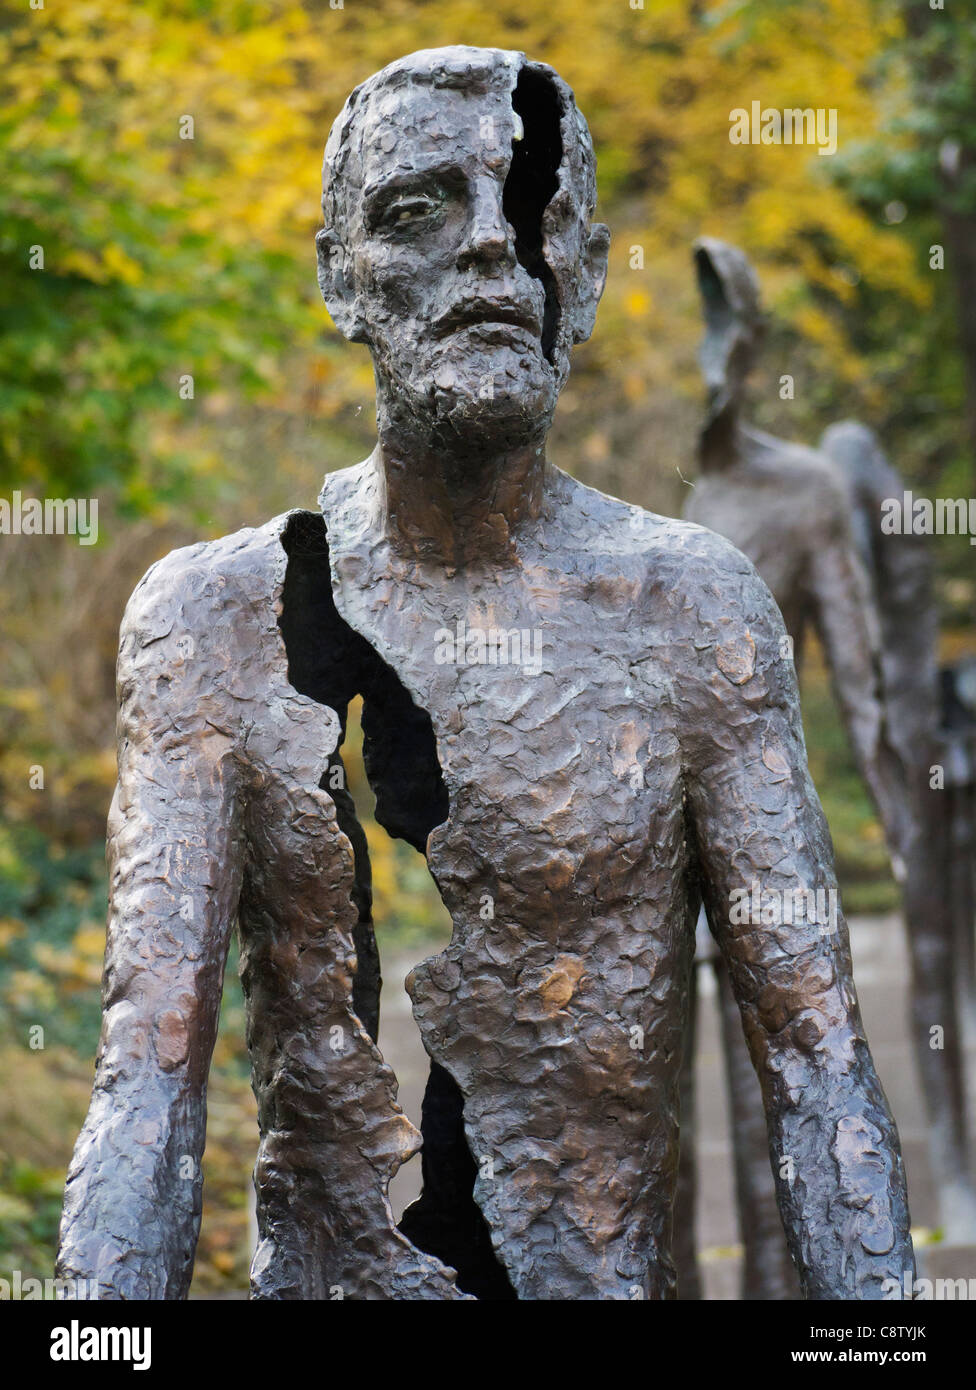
[1,0,974,1292]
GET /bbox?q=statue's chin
[436,382,554,445]
[388,348,557,453]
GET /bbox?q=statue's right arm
[56,552,244,1299]
[678,533,914,1298]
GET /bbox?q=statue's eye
[386,196,438,227]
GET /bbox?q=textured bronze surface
[822,421,976,1239]
[58,48,913,1300]
[682,241,975,1296]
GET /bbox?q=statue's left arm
[681,545,914,1299]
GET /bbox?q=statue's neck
[699,400,745,473]
[371,434,549,569]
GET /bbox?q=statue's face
[319,60,608,456]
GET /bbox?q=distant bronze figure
[686,241,913,861]
[822,421,976,1219]
[57,49,912,1301]
[682,240,974,1297]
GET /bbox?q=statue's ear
[315,227,365,342]
[573,222,610,344]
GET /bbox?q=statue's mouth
[435,299,541,339]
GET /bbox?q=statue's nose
[457,176,516,271]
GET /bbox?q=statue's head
[317,46,610,457]
[693,237,765,420]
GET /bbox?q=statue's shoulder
[552,470,783,644]
[114,509,342,768]
[647,512,782,628]
[636,514,791,694]
[115,511,313,693]
[122,513,295,642]
[554,469,770,598]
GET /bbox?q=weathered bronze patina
[683,241,975,1297]
[58,48,913,1301]
[821,420,976,1235]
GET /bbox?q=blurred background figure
[821,420,976,1228]
[677,242,976,1301]
[822,426,976,1050]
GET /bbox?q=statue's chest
[353,575,685,908]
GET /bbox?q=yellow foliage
[6,970,56,1011]
[0,919,26,952]
[3,0,924,409]
[72,925,107,960]
[101,244,144,287]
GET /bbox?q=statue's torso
[310,462,702,1297]
[149,464,750,1298]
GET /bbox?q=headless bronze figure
[57,49,912,1301]
[683,241,976,1298]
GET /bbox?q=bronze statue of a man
[57,46,913,1301]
